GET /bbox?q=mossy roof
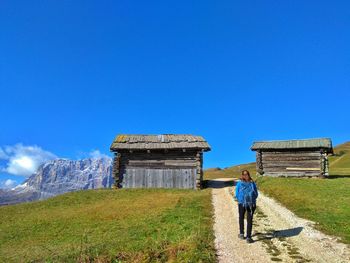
[251,138,333,152]
[110,134,211,152]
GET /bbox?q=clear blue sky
[1,1,349,185]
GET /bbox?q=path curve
[210,178,350,263]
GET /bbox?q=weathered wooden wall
[120,168,196,188]
[115,150,201,189]
[259,150,323,177]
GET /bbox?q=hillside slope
[205,141,350,179]
[0,189,215,262]
[204,142,350,244]
[204,163,256,180]
[329,141,350,175]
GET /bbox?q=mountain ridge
[2,141,349,205]
[0,157,113,205]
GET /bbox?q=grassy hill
[204,162,256,180]
[1,142,348,262]
[205,142,350,244]
[205,141,350,179]
[0,189,215,262]
[329,141,350,176]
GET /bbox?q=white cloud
[89,150,110,159]
[0,179,17,189]
[0,144,57,177]
[0,148,8,159]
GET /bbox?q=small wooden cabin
[251,138,333,178]
[110,134,211,189]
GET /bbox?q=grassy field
[1,142,349,262]
[257,176,350,243]
[329,141,350,176]
[204,142,350,244]
[204,162,256,180]
[0,189,216,263]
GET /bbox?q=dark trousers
[238,203,256,238]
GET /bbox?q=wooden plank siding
[259,150,322,177]
[116,150,200,189]
[120,168,196,189]
[110,134,210,189]
[251,138,333,178]
[120,151,198,169]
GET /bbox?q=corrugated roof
[110,134,211,151]
[251,138,333,152]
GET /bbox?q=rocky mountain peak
[1,157,114,205]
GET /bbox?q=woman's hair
[241,170,253,182]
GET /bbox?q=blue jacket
[235,180,258,204]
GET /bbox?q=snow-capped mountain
[0,157,114,205]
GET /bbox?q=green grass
[257,176,350,244]
[329,141,350,176]
[0,189,216,263]
[204,142,350,244]
[2,142,349,262]
[204,142,350,180]
[204,162,256,180]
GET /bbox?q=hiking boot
[238,234,245,239]
[246,237,254,243]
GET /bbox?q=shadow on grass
[253,227,303,242]
[203,179,235,189]
[327,175,350,179]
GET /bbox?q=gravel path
[211,179,269,263]
[210,178,350,263]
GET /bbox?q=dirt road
[210,178,350,263]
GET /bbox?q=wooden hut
[251,138,333,178]
[110,134,211,189]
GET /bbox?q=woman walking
[235,170,258,243]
